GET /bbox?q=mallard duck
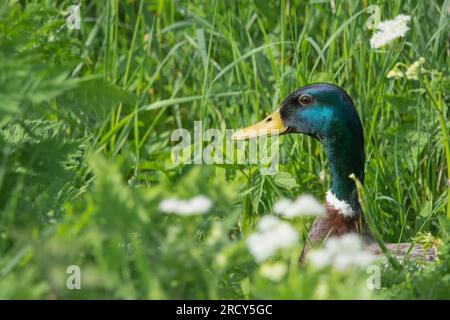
[233,83,436,264]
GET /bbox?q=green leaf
[56,79,136,126]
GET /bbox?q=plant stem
[424,75,450,220]
[350,174,402,270]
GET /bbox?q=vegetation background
[0,0,449,299]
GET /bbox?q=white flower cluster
[273,194,326,218]
[370,15,411,49]
[247,216,298,262]
[308,234,377,270]
[158,195,212,215]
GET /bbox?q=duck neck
[322,132,365,215]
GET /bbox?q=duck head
[233,83,365,216]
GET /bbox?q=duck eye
[299,94,312,105]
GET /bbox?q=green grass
[0,0,449,299]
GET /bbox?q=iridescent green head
[233,83,365,210]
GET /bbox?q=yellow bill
[232,108,288,140]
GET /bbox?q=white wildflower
[319,170,326,182]
[274,194,326,218]
[272,199,292,216]
[257,215,280,231]
[308,233,377,270]
[386,68,404,79]
[293,194,326,217]
[370,14,411,49]
[353,251,378,267]
[247,216,298,262]
[215,253,227,268]
[405,57,426,80]
[158,198,180,213]
[308,250,332,269]
[189,195,213,212]
[259,262,287,281]
[158,195,212,215]
[247,235,272,262]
